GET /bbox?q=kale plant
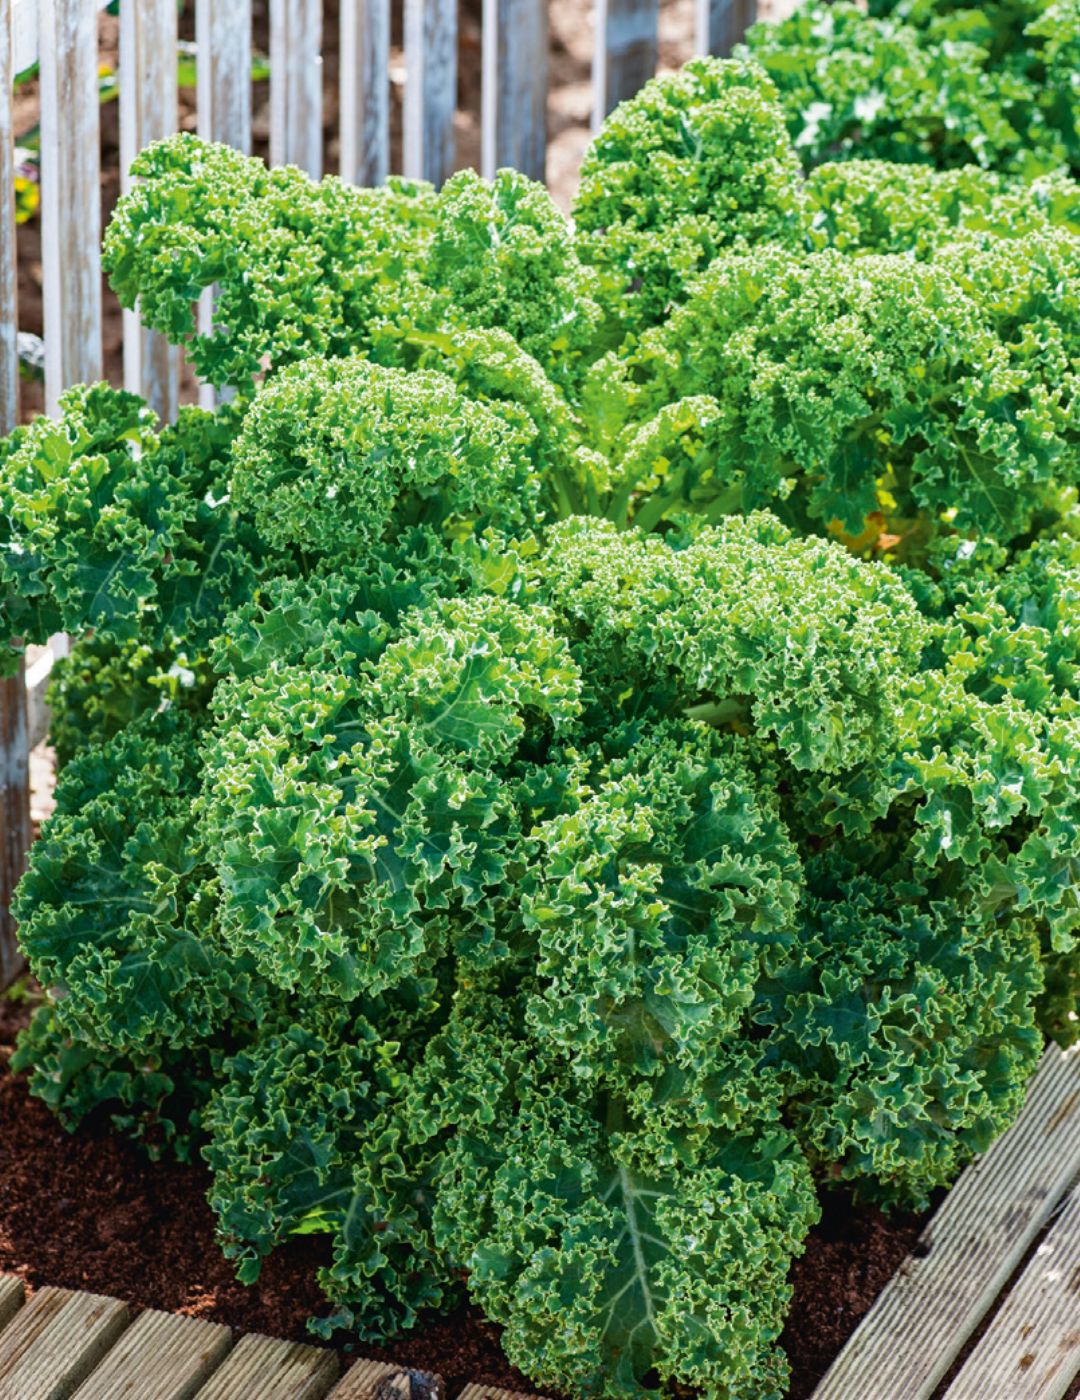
[4,53,1080,1400]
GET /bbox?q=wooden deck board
[812,1044,1080,1400]
[193,1331,339,1399]
[327,1359,440,1397]
[71,1307,232,1400]
[0,1279,23,1336]
[942,1183,1080,1400]
[0,1287,129,1400]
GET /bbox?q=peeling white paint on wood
[120,0,179,422]
[403,0,457,187]
[482,0,548,181]
[270,0,323,177]
[39,0,103,417]
[340,0,390,186]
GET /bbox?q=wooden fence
[0,0,759,989]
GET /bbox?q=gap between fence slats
[39,0,102,417]
[482,0,548,182]
[340,0,390,186]
[812,1044,1080,1400]
[270,0,322,178]
[592,0,659,128]
[120,0,179,422]
[695,0,757,56]
[403,0,457,187]
[196,0,252,410]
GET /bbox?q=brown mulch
[0,986,927,1399]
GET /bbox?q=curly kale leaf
[104,133,437,389]
[228,356,546,564]
[539,514,928,772]
[573,55,806,332]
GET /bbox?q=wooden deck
[813,1042,1080,1400]
[0,1279,548,1400]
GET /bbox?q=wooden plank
[943,1185,1080,1400]
[812,1044,1080,1400]
[71,1309,232,1400]
[39,0,102,416]
[194,1333,338,1400]
[481,0,548,181]
[196,0,252,409]
[0,0,16,432]
[269,0,322,178]
[119,0,179,422]
[402,0,456,187]
[340,0,390,187]
[694,0,756,57]
[0,1287,129,1400]
[592,0,658,128]
[25,645,54,752]
[0,1278,24,1334]
[11,0,110,78]
[328,1361,443,1398]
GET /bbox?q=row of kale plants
[2,0,1079,1395]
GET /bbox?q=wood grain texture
[120,0,179,422]
[0,1287,129,1400]
[0,1278,23,1335]
[0,0,17,433]
[592,0,659,128]
[482,0,548,181]
[39,0,102,416]
[196,0,252,409]
[403,0,457,187]
[11,0,109,88]
[270,0,323,177]
[694,0,756,56]
[812,1044,1080,1400]
[71,1309,232,1400]
[193,1332,338,1400]
[340,0,390,186]
[942,1184,1080,1400]
[327,1359,441,1398]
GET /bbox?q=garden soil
[0,989,924,1400]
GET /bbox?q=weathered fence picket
[403,0,457,186]
[696,0,756,55]
[340,0,390,186]
[196,0,252,410]
[592,0,659,126]
[39,0,102,417]
[482,0,548,181]
[270,0,323,176]
[119,0,179,421]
